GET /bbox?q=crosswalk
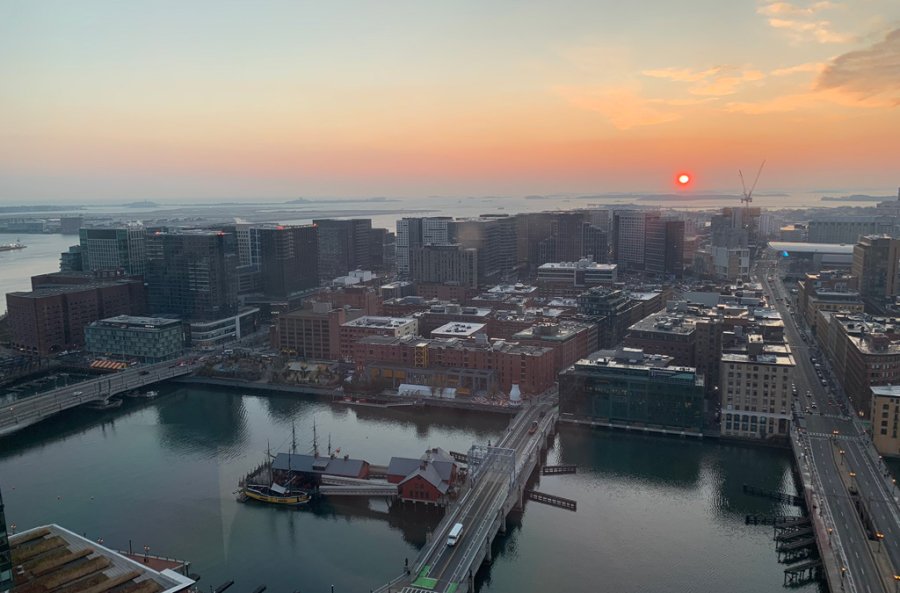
[805,431,860,441]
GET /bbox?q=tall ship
[238,423,312,507]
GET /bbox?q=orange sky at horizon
[1,1,899,200]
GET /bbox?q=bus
[447,522,464,546]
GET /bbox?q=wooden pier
[541,464,576,475]
[784,559,822,587]
[742,484,804,506]
[525,490,577,511]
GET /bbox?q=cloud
[641,67,722,83]
[757,1,852,44]
[555,86,709,129]
[642,66,765,96]
[816,28,900,105]
[771,62,826,76]
[758,1,835,17]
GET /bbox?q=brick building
[352,335,556,396]
[6,280,146,355]
[276,302,353,360]
[339,316,419,359]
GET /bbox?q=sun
[677,174,690,185]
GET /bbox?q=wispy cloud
[816,27,900,106]
[757,1,852,44]
[555,86,713,129]
[771,62,826,76]
[642,66,765,96]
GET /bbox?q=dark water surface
[0,387,818,593]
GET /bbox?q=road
[0,360,197,437]
[758,256,899,592]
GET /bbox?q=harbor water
[0,386,819,593]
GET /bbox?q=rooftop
[9,524,194,593]
[92,315,183,329]
[872,385,900,399]
[538,260,617,271]
[342,316,416,329]
[767,241,856,255]
[629,310,697,335]
[431,322,486,337]
[272,453,368,477]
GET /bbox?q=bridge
[0,361,197,437]
[762,261,900,593]
[376,398,558,593]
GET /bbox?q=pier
[525,490,577,511]
[0,360,197,437]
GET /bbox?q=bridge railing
[794,427,857,593]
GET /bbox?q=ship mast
[312,418,319,458]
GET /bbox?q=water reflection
[157,390,248,457]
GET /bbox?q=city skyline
[2,0,899,202]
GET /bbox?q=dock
[526,490,577,511]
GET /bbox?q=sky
[1,0,899,202]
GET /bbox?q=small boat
[0,241,26,252]
[141,390,159,399]
[242,483,310,506]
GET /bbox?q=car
[811,403,817,409]
[73,391,83,396]
[821,379,827,386]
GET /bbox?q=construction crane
[739,160,766,207]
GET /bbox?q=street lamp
[839,450,845,466]
[143,544,150,563]
[876,531,885,553]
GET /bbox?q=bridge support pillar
[484,537,492,564]
[498,508,506,534]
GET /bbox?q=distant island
[122,200,160,208]
[0,205,85,213]
[286,197,397,204]
[821,194,894,202]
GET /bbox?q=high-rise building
[410,245,479,288]
[0,486,13,593]
[255,225,319,297]
[708,208,752,281]
[313,219,373,281]
[612,210,656,271]
[396,217,453,277]
[79,224,147,275]
[645,218,685,278]
[852,235,900,300]
[145,230,238,320]
[582,224,609,264]
[59,245,83,272]
[369,228,395,271]
[449,216,517,284]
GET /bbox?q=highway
[759,256,899,592]
[0,360,197,437]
